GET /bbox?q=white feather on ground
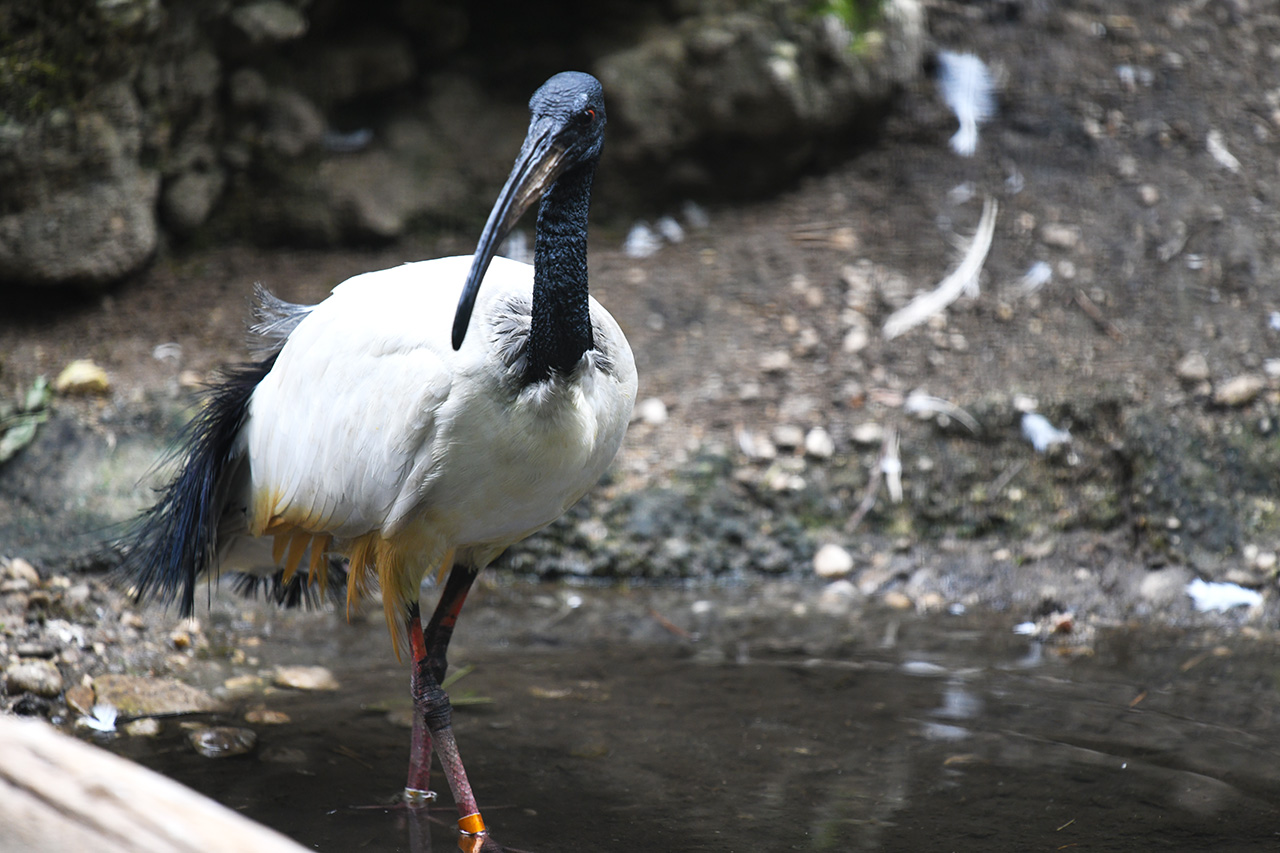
[883,197,998,340]
[937,51,996,156]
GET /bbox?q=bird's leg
[418,563,486,836]
[404,602,436,806]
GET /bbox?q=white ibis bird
[120,71,636,839]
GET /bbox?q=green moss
[0,0,146,122]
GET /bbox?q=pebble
[813,544,854,579]
[6,558,39,584]
[842,317,870,353]
[125,717,163,737]
[1139,566,1194,607]
[772,424,805,450]
[189,725,258,759]
[882,591,914,610]
[1138,184,1160,206]
[53,359,111,395]
[759,351,792,373]
[273,665,340,691]
[816,580,860,614]
[5,660,64,698]
[1214,374,1265,407]
[850,422,885,446]
[635,397,668,425]
[93,674,222,716]
[1039,223,1081,250]
[1175,351,1210,383]
[244,708,292,725]
[804,427,835,459]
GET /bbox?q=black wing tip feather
[114,355,278,616]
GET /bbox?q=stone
[1040,223,1081,249]
[93,674,222,716]
[5,558,39,584]
[188,725,258,758]
[5,661,63,698]
[813,544,855,578]
[125,717,163,737]
[161,167,227,233]
[53,360,111,395]
[273,665,340,691]
[804,427,835,459]
[230,0,308,44]
[1175,351,1210,383]
[1214,374,1265,407]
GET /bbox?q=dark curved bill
[452,118,571,350]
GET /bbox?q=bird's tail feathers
[115,356,277,616]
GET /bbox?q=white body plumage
[225,255,636,628]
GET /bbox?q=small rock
[883,591,913,610]
[230,0,308,44]
[6,558,39,584]
[189,725,258,758]
[64,683,96,716]
[813,544,855,579]
[850,422,885,446]
[1175,351,1210,383]
[842,316,870,353]
[53,360,111,395]
[244,708,292,725]
[93,674,222,716]
[760,350,792,373]
[1139,566,1193,607]
[273,665,340,691]
[1214,374,1265,407]
[635,397,668,425]
[1138,184,1160,206]
[804,427,835,459]
[772,424,804,450]
[125,717,163,737]
[816,580,859,614]
[1039,223,1080,250]
[6,660,64,697]
[222,674,267,697]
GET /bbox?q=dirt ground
[3,0,1280,660]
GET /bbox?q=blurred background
[2,1,1280,851]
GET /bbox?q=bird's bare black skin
[452,71,607,385]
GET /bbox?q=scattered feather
[78,703,119,733]
[654,216,685,243]
[1018,261,1053,294]
[1186,578,1262,613]
[880,428,902,503]
[1206,129,1241,174]
[903,391,980,434]
[883,197,998,340]
[623,221,663,258]
[937,51,995,156]
[1021,413,1071,453]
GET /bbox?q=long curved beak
[452,118,572,350]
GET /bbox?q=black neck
[524,160,596,385]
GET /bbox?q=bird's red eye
[578,108,596,125]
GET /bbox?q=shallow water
[110,584,1280,852]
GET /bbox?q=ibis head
[452,71,607,351]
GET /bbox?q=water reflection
[108,586,1280,851]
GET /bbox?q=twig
[1073,289,1124,341]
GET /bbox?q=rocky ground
[2,0,1280,733]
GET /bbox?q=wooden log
[0,715,308,853]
